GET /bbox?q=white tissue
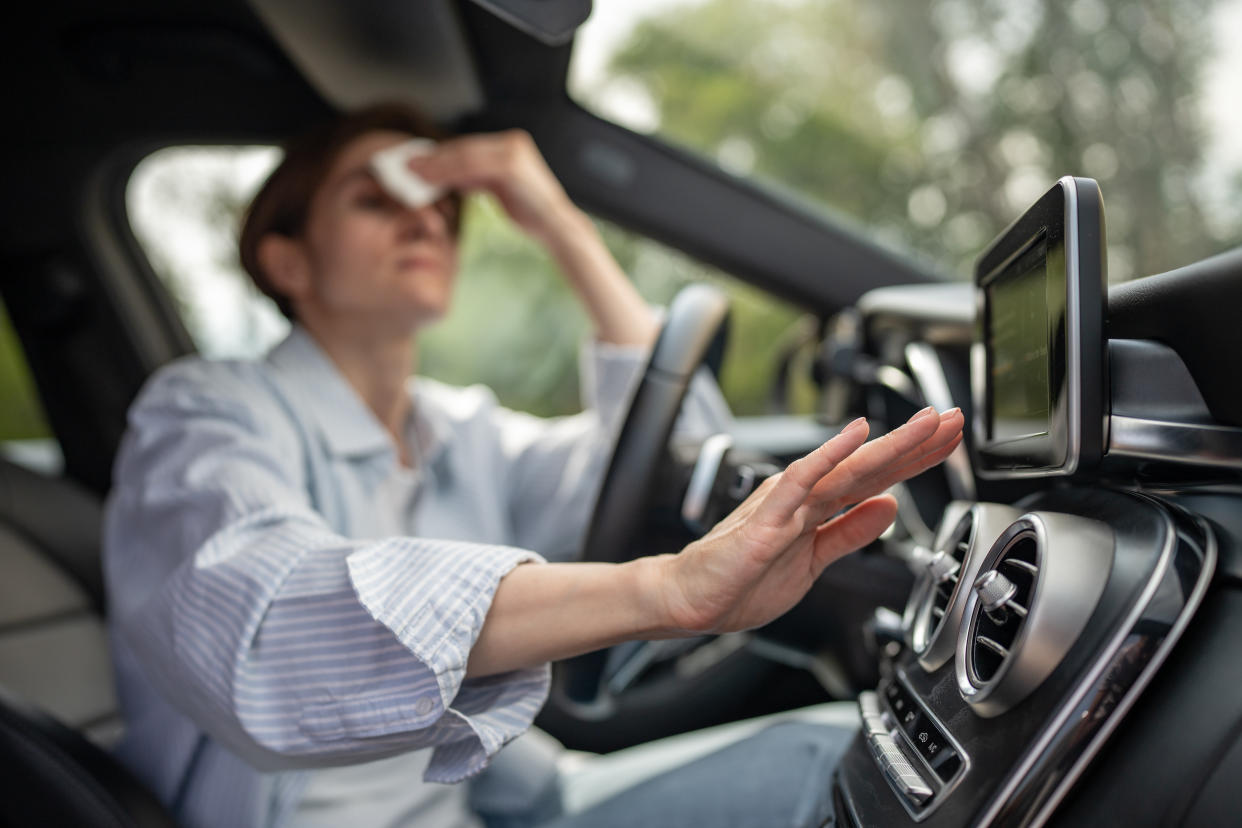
[369,139,444,209]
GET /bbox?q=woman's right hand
[651,406,965,636]
[467,407,962,680]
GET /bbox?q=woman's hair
[238,102,462,320]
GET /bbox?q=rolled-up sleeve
[105,362,547,782]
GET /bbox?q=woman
[103,104,963,828]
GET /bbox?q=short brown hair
[238,103,462,319]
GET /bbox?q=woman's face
[292,130,460,333]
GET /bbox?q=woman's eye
[356,193,389,209]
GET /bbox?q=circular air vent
[956,513,1114,718]
[904,503,1020,673]
[910,513,970,653]
[967,533,1037,685]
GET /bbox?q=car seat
[0,458,176,826]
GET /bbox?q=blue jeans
[477,719,854,828]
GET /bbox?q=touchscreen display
[972,176,1104,478]
[987,236,1051,443]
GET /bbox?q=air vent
[904,503,1020,673]
[956,513,1114,718]
[968,534,1037,685]
[929,517,971,632]
[909,513,970,655]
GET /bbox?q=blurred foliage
[421,195,819,416]
[594,0,1238,282]
[420,196,592,416]
[0,300,50,439]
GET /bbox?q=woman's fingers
[757,417,870,523]
[758,406,957,529]
[811,494,899,574]
[407,133,521,189]
[884,432,964,487]
[815,409,964,509]
[409,130,574,242]
[806,407,944,502]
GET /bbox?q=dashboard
[832,178,1242,826]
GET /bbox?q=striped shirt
[103,325,730,828]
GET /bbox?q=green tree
[598,0,1235,281]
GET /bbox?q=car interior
[2,0,1241,826]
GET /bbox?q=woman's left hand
[407,130,582,249]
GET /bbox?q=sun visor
[246,0,485,121]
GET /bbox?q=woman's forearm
[465,556,673,678]
[542,206,660,348]
[465,408,966,680]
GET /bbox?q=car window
[570,0,1242,282]
[127,147,816,417]
[0,298,62,474]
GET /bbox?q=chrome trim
[1108,415,1242,469]
[974,570,1017,614]
[972,500,1213,827]
[1065,177,1084,474]
[680,432,733,533]
[956,513,1114,717]
[902,501,972,648]
[1026,514,1217,826]
[973,176,1091,480]
[905,341,976,500]
[911,503,1021,673]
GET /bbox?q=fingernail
[845,416,868,432]
[943,407,961,418]
[913,406,935,420]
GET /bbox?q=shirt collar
[266,325,399,459]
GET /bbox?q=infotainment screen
[973,177,1105,478]
[986,234,1054,443]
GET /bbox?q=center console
[835,488,1214,825]
[832,177,1226,826]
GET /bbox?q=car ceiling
[3,0,936,492]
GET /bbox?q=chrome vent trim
[905,502,1021,673]
[910,513,969,653]
[956,512,1114,718]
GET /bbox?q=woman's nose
[396,200,448,240]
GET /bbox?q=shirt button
[415,698,435,716]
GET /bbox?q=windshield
[570,0,1242,282]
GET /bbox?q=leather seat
[0,458,176,826]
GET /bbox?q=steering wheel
[554,283,731,717]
